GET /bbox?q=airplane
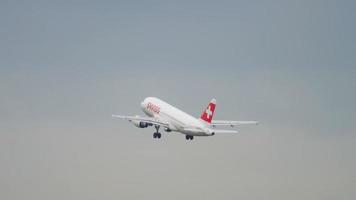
[112,97,258,140]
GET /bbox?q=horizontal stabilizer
[213,129,239,134]
[211,120,259,127]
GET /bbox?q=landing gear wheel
[153,132,161,139]
[153,125,161,139]
[185,135,193,140]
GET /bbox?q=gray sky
[1,0,356,199]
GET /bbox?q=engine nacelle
[164,127,172,132]
[131,120,149,128]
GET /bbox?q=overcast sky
[1,1,356,199]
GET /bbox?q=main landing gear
[185,135,194,140]
[153,125,161,139]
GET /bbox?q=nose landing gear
[153,132,161,138]
[153,125,161,139]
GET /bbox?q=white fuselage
[140,97,212,136]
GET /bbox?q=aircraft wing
[112,115,169,127]
[211,120,259,127]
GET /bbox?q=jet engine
[131,120,149,128]
[164,127,172,132]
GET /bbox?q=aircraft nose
[141,101,145,108]
[141,97,152,109]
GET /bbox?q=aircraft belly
[179,129,209,136]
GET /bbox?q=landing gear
[185,135,194,140]
[153,125,161,139]
[153,132,161,138]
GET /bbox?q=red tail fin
[200,99,216,124]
